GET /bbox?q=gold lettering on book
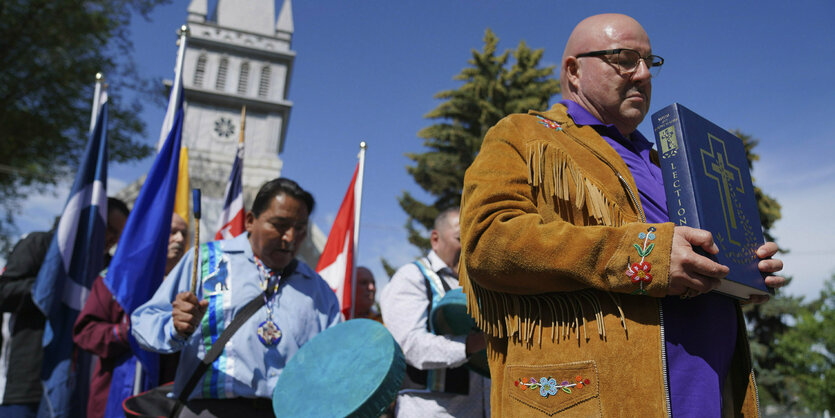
[668,161,686,225]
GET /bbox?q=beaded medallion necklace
[253,255,283,346]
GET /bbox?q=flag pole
[170,26,191,222]
[157,25,189,152]
[134,24,188,396]
[350,142,367,319]
[89,73,104,133]
[238,105,247,146]
[33,70,111,417]
[90,73,108,236]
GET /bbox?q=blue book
[651,103,769,299]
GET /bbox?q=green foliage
[0,0,169,252]
[399,29,560,251]
[774,276,835,412]
[746,293,805,409]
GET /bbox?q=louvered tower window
[193,54,207,87]
[238,62,250,95]
[216,58,229,90]
[258,65,271,98]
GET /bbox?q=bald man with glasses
[458,13,784,416]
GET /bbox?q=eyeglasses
[575,48,664,78]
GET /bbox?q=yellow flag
[173,146,190,221]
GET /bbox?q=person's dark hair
[433,207,460,232]
[107,197,130,218]
[251,178,315,217]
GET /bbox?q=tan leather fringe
[462,141,630,346]
[526,141,626,227]
[462,276,627,346]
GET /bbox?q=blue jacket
[132,233,342,400]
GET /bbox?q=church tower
[116,0,323,263]
[181,0,294,220]
[146,0,324,262]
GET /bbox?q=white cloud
[766,177,835,301]
[756,159,835,192]
[321,212,336,236]
[749,133,835,302]
[357,225,421,296]
[107,177,128,192]
[14,183,72,234]
[9,175,133,242]
[3,174,133,267]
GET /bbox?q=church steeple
[276,0,294,34]
[217,0,275,36]
[186,0,207,23]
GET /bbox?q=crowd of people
[0,12,785,418]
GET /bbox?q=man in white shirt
[380,208,489,417]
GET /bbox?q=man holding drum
[381,208,490,417]
[132,178,342,417]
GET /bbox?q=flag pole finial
[178,25,190,36]
[95,72,104,81]
[360,141,367,150]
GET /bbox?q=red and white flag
[317,145,366,319]
[215,109,247,240]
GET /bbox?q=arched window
[237,62,250,95]
[258,65,271,98]
[193,54,207,87]
[216,57,229,90]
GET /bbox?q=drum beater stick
[191,189,201,293]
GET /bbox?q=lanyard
[253,255,282,346]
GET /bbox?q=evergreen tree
[0,0,168,251]
[746,292,804,410]
[774,275,835,413]
[397,29,560,256]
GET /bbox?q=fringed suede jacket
[459,104,760,417]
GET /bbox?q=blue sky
[10,1,835,302]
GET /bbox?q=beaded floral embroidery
[515,375,591,398]
[627,226,656,295]
[536,115,562,131]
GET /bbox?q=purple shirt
[562,100,738,417]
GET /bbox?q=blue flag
[102,92,184,417]
[32,98,109,418]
